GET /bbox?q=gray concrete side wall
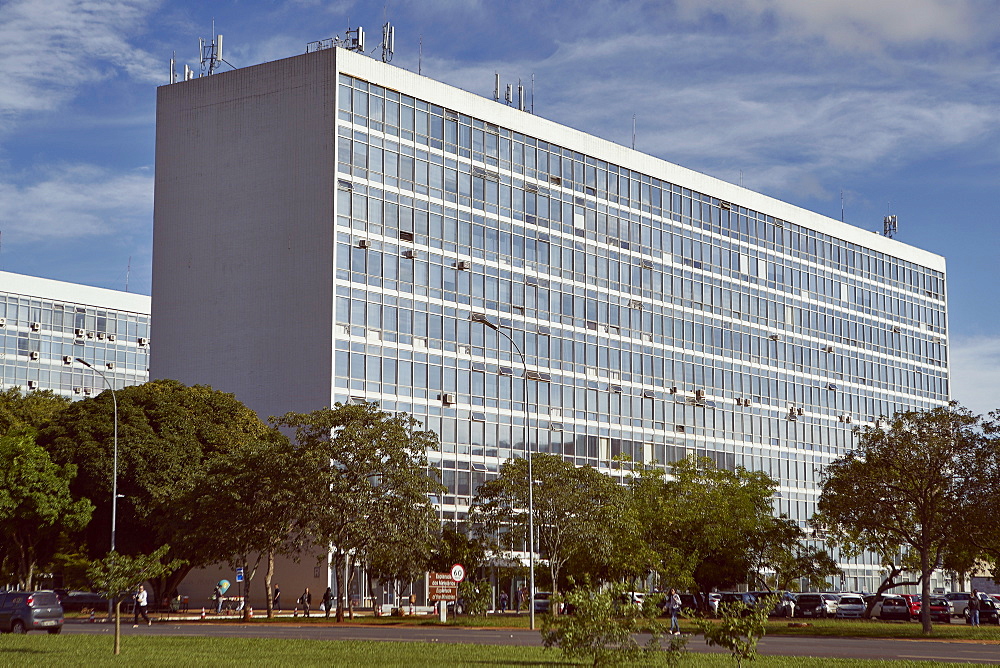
[151,50,337,419]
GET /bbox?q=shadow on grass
[0,647,47,655]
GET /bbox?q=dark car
[57,590,110,612]
[718,592,759,617]
[794,593,827,618]
[0,591,64,634]
[926,597,952,623]
[965,594,1000,625]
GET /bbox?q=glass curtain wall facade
[0,272,151,397]
[332,69,947,590]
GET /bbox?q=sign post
[429,565,464,623]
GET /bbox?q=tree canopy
[816,404,999,634]
[0,430,93,589]
[38,379,279,602]
[272,402,443,622]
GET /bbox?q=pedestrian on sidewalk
[299,588,312,617]
[133,585,151,627]
[323,587,333,618]
[273,585,281,612]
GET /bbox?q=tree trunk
[334,551,346,623]
[242,558,252,622]
[347,557,356,619]
[265,550,275,618]
[920,553,933,635]
[113,599,121,655]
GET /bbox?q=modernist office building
[152,46,948,593]
[0,271,150,397]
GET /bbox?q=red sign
[428,572,459,601]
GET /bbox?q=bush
[541,584,687,667]
[694,593,778,668]
[458,580,492,618]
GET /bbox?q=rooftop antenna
[125,256,132,293]
[494,72,500,102]
[418,35,423,74]
[505,83,513,106]
[631,114,636,150]
[381,22,394,62]
[530,74,534,114]
[169,51,176,84]
[883,213,898,238]
[841,189,845,223]
[517,80,524,111]
[199,20,232,76]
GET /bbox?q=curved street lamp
[471,312,536,630]
[76,358,119,553]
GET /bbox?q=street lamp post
[76,358,119,554]
[471,313,536,630]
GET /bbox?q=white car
[834,594,866,618]
[821,593,840,616]
[708,593,721,614]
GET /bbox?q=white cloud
[674,0,987,51]
[0,0,162,122]
[0,164,153,241]
[948,336,1000,416]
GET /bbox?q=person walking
[969,590,981,626]
[273,585,281,612]
[299,588,312,617]
[322,587,333,618]
[668,588,682,635]
[499,591,509,614]
[132,585,151,627]
[213,584,224,614]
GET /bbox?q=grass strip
[0,634,995,667]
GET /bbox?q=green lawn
[0,635,994,667]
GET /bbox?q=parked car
[820,593,840,617]
[965,593,1000,625]
[926,597,952,623]
[793,593,827,618]
[533,592,552,615]
[901,594,921,619]
[946,592,971,618]
[56,590,110,612]
[871,595,910,621]
[0,591,64,634]
[718,592,759,616]
[834,594,866,619]
[708,593,722,615]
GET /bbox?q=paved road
[64,620,1000,663]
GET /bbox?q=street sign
[235,567,244,583]
[451,563,466,583]
[428,572,459,601]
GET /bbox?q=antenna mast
[883,214,898,238]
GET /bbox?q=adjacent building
[152,46,949,597]
[0,271,150,397]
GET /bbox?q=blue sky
[1,0,998,413]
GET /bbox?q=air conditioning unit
[797,407,804,416]
[442,393,457,406]
[768,334,780,341]
[73,387,82,394]
[357,239,370,249]
[456,260,470,270]
[695,389,706,400]
[844,414,852,424]
[822,345,834,353]
[669,386,678,394]
[0,317,6,326]
[138,337,148,347]
[31,322,41,331]
[27,380,38,389]
[97,332,106,340]
[108,334,117,342]
[29,351,40,360]
[63,355,74,365]
[402,249,416,259]
[106,362,116,370]
[83,387,92,395]
[75,328,86,337]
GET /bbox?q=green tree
[272,402,443,622]
[662,457,797,604]
[162,437,305,619]
[816,405,996,634]
[38,379,277,604]
[472,453,623,594]
[87,546,182,655]
[428,524,488,574]
[542,583,686,667]
[0,430,93,589]
[0,387,70,434]
[767,543,841,592]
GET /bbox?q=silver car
[834,594,866,618]
[0,591,64,634]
